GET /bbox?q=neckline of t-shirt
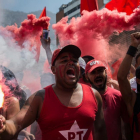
[101,86,109,96]
[51,84,84,109]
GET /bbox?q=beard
[88,75,107,92]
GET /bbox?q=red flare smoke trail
[53,7,140,61]
[0,14,50,61]
[53,8,140,41]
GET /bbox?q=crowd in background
[0,32,140,140]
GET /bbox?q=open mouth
[66,68,75,78]
[95,77,103,85]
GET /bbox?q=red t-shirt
[37,84,98,140]
[101,87,129,140]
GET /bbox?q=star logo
[59,121,88,140]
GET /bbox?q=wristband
[127,46,138,57]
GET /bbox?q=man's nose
[95,71,100,77]
[68,60,74,65]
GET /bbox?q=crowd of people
[0,32,140,140]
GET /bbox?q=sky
[0,0,72,13]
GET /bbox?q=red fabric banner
[111,58,123,80]
[39,7,46,18]
[105,0,140,15]
[80,0,98,15]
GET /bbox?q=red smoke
[0,14,50,61]
[43,60,52,73]
[22,70,41,94]
[53,8,140,75]
[53,8,140,39]
[53,8,140,78]
[53,8,140,58]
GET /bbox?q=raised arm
[0,89,45,140]
[93,88,107,140]
[40,36,52,65]
[117,32,140,116]
[130,64,136,76]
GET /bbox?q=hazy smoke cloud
[53,8,140,66]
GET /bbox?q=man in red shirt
[85,59,130,140]
[0,45,107,140]
[118,32,140,140]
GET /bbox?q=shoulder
[28,86,52,104]
[107,86,121,96]
[8,96,19,102]
[90,87,102,105]
[80,84,101,102]
[4,97,20,115]
[5,97,19,106]
[35,89,45,100]
[23,89,46,108]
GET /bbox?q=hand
[131,32,140,48]
[40,36,51,50]
[0,115,6,133]
[107,79,119,90]
[24,131,35,140]
[107,78,111,86]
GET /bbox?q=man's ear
[51,66,56,74]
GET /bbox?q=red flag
[105,0,140,15]
[39,7,46,18]
[111,58,123,80]
[39,7,48,30]
[80,0,98,15]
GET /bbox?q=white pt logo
[59,121,88,140]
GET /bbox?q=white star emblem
[59,121,88,140]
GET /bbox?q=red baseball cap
[51,45,81,66]
[85,59,106,73]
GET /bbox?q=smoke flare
[0,14,50,61]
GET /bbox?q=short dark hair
[82,55,94,63]
[82,55,94,60]
[135,53,140,64]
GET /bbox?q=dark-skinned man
[0,45,107,140]
[85,59,130,140]
[118,32,140,140]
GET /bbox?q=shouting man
[85,59,130,140]
[0,45,107,140]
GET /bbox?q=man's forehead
[92,67,105,72]
[57,52,77,59]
